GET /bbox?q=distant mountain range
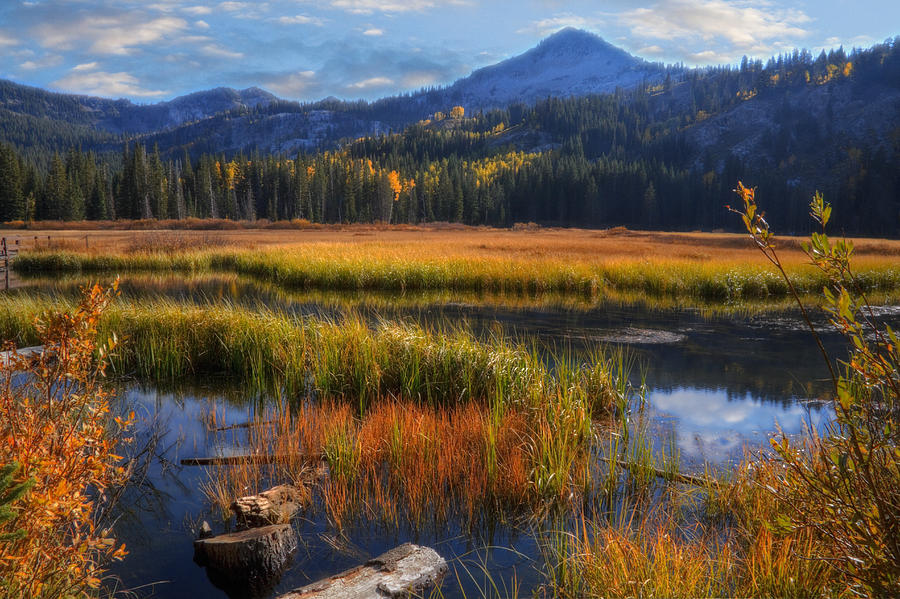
[0,28,671,156]
[0,28,898,187]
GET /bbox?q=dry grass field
[4,224,899,265]
[7,224,900,305]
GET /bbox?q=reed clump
[203,398,593,531]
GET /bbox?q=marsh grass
[0,294,624,417]
[201,397,593,530]
[15,246,900,305]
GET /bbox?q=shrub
[731,183,900,595]
[0,281,132,598]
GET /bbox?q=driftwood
[181,453,325,466]
[232,484,308,527]
[603,457,708,487]
[180,453,322,466]
[194,523,297,592]
[183,452,707,486]
[278,543,447,599]
[213,419,276,432]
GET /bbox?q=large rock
[232,484,307,527]
[278,543,447,599]
[194,523,297,593]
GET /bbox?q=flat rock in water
[233,484,307,527]
[278,543,447,599]
[194,523,297,588]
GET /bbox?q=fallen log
[213,419,276,432]
[277,543,447,599]
[180,453,322,466]
[603,457,708,487]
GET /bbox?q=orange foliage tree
[0,281,132,598]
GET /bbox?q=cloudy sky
[0,0,895,103]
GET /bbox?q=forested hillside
[0,37,898,234]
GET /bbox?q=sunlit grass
[14,239,900,305]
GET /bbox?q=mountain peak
[446,27,658,110]
[533,28,637,63]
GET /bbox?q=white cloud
[200,44,244,59]
[517,13,602,36]
[348,76,393,89]
[219,1,248,11]
[618,0,810,60]
[52,70,168,98]
[362,28,384,36]
[73,62,99,71]
[182,5,213,15]
[276,15,324,25]
[636,45,665,56]
[400,70,440,88]
[262,70,317,97]
[0,32,18,48]
[19,54,62,70]
[329,0,450,14]
[195,20,210,29]
[822,34,874,49]
[32,15,189,55]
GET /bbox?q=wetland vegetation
[1,207,898,598]
[11,227,900,308]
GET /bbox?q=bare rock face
[278,543,447,599]
[194,523,297,594]
[232,484,307,527]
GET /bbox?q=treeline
[0,39,898,233]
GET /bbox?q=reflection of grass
[15,245,900,305]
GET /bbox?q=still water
[16,274,888,598]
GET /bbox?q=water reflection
[647,387,828,463]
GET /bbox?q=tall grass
[15,247,900,303]
[0,294,622,416]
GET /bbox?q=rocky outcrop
[277,543,447,599]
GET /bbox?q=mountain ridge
[0,28,666,149]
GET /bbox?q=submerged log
[180,453,323,466]
[194,524,297,590]
[233,484,308,527]
[603,457,708,487]
[278,543,447,599]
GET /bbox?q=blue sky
[0,0,896,103]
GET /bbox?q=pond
[15,273,894,598]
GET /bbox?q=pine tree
[0,144,24,221]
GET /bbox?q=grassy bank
[0,293,621,415]
[14,246,900,303]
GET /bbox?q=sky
[0,0,896,103]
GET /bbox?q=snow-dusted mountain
[443,28,664,109]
